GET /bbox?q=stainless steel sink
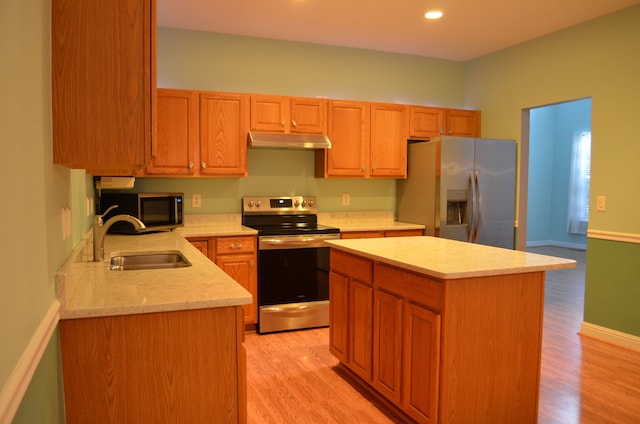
[108,250,192,271]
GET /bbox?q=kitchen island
[56,230,254,423]
[325,236,576,424]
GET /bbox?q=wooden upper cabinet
[408,106,444,139]
[370,103,407,178]
[317,101,370,177]
[200,92,249,177]
[290,98,326,134]
[250,95,326,134]
[444,109,481,137]
[146,89,199,175]
[52,0,155,172]
[250,95,287,132]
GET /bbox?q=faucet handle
[96,204,118,225]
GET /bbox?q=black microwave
[98,193,184,234]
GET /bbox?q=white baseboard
[0,300,60,424]
[579,322,640,352]
[526,240,587,250]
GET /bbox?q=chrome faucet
[93,205,146,261]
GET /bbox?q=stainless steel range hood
[248,132,331,150]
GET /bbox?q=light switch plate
[596,196,606,212]
[342,193,350,206]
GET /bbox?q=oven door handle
[259,235,339,249]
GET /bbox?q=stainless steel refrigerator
[397,136,516,249]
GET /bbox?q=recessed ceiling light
[425,11,443,20]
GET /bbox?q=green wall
[1,1,92,422]
[4,4,640,423]
[465,5,640,336]
[145,27,468,214]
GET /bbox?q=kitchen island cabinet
[52,0,155,173]
[326,236,575,424]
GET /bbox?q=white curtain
[567,131,591,235]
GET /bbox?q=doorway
[517,98,592,251]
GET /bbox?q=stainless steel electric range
[242,196,340,334]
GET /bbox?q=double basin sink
[109,250,192,271]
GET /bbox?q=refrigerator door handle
[474,171,481,243]
[467,170,475,242]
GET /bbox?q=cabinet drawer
[331,250,373,284]
[374,263,443,312]
[216,236,256,254]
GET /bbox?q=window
[567,131,591,235]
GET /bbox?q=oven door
[257,233,338,333]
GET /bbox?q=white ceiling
[157,0,639,61]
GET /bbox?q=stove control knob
[255,201,262,207]
[301,200,307,207]
[308,200,314,207]
[294,200,300,207]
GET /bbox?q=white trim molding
[580,322,640,352]
[587,229,640,244]
[0,300,61,424]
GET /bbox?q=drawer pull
[230,243,244,249]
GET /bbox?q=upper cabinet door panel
[290,98,326,134]
[409,106,443,139]
[250,95,287,132]
[325,101,370,177]
[200,92,249,176]
[444,109,481,137]
[370,103,407,178]
[147,89,198,175]
[52,0,154,171]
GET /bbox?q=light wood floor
[245,246,640,423]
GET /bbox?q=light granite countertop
[317,211,424,232]
[55,212,426,320]
[326,236,576,279]
[56,231,252,320]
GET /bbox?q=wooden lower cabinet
[329,249,545,424]
[340,228,424,239]
[59,307,247,424]
[329,250,373,381]
[188,236,257,325]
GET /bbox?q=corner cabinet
[144,89,249,177]
[188,236,257,325]
[52,0,155,173]
[60,307,247,423]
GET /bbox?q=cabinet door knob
[188,161,194,170]
[201,161,207,169]
[292,119,297,128]
[281,119,286,127]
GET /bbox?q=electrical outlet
[342,193,350,206]
[192,193,202,208]
[596,196,606,212]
